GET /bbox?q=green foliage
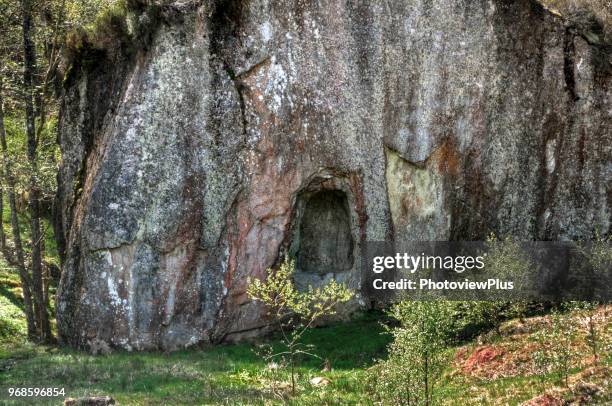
[587,233,612,275]
[452,301,507,336]
[564,301,609,366]
[2,115,59,200]
[573,302,600,365]
[572,232,611,300]
[248,259,353,322]
[532,305,581,387]
[1,312,389,405]
[368,301,457,406]
[1,303,610,404]
[367,298,551,405]
[63,0,163,73]
[455,301,532,337]
[457,235,539,331]
[64,0,117,27]
[0,265,28,346]
[87,1,132,50]
[484,234,534,291]
[247,258,353,396]
[63,1,130,67]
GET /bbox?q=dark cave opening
[296,190,354,275]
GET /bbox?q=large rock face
[55,0,611,350]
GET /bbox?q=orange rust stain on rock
[431,139,460,176]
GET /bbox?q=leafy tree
[369,301,456,406]
[22,0,53,342]
[0,78,36,339]
[532,305,580,388]
[573,234,612,365]
[575,302,600,365]
[472,235,538,331]
[0,0,113,342]
[247,258,353,396]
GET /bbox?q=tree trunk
[588,312,598,366]
[21,0,52,342]
[424,351,429,406]
[0,78,37,340]
[0,182,5,252]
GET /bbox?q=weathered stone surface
[64,396,115,406]
[56,0,610,350]
[296,190,354,275]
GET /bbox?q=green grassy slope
[0,312,391,405]
[0,307,609,405]
[0,265,28,348]
[1,229,610,406]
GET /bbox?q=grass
[439,371,577,405]
[443,306,612,405]
[0,312,391,405]
[0,265,28,348]
[0,235,392,405]
[1,296,610,405]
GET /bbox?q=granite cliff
[55,0,611,350]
